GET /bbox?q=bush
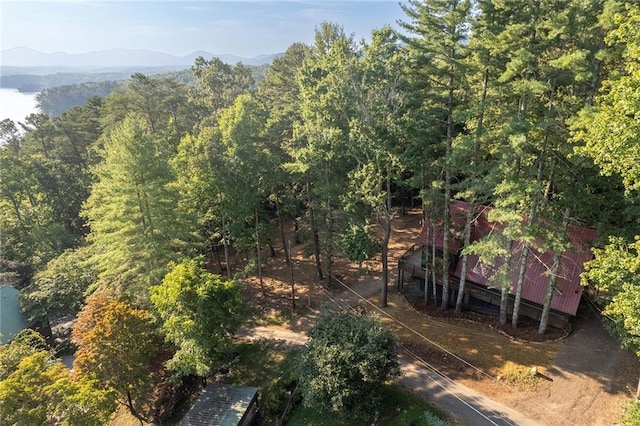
[297,310,400,420]
[260,374,299,423]
[338,221,378,267]
[497,362,540,390]
[622,399,640,426]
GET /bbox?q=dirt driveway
[503,303,639,425]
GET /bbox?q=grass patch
[224,341,300,424]
[224,341,293,387]
[497,361,540,390]
[286,384,449,426]
[621,399,640,426]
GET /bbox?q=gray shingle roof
[180,383,258,426]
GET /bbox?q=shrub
[297,310,400,420]
[622,399,640,426]
[497,361,540,390]
[338,221,378,267]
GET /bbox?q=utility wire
[312,274,520,426]
[330,274,498,382]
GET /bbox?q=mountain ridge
[1,47,281,68]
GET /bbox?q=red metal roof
[417,200,473,252]
[419,201,597,316]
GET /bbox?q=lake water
[0,88,39,124]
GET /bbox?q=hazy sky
[1,1,408,57]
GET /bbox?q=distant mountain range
[1,47,281,69]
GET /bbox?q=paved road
[399,357,538,426]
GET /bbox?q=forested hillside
[2,0,640,423]
[2,64,269,117]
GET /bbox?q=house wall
[412,201,596,317]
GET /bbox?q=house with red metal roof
[398,201,597,327]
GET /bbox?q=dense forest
[3,0,640,423]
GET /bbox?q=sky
[1,1,408,58]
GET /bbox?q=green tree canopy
[570,3,640,351]
[150,258,246,379]
[20,245,98,322]
[82,113,197,295]
[297,310,400,420]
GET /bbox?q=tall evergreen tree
[294,22,358,286]
[400,0,472,309]
[83,114,196,297]
[189,56,254,127]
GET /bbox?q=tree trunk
[432,225,438,305]
[325,162,333,288]
[441,71,455,310]
[212,241,223,274]
[423,225,430,305]
[306,173,324,280]
[380,163,392,308]
[500,241,514,326]
[221,213,231,279]
[456,202,475,312]
[9,195,25,228]
[512,240,530,329]
[287,238,296,313]
[512,147,545,328]
[500,285,510,326]
[275,189,290,266]
[380,218,390,307]
[126,390,144,426]
[256,209,265,295]
[293,218,301,244]
[457,68,489,313]
[538,208,570,334]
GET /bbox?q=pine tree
[83,113,196,296]
[294,22,358,287]
[400,0,472,309]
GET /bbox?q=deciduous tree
[21,245,97,322]
[72,292,161,421]
[150,258,245,379]
[0,329,115,426]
